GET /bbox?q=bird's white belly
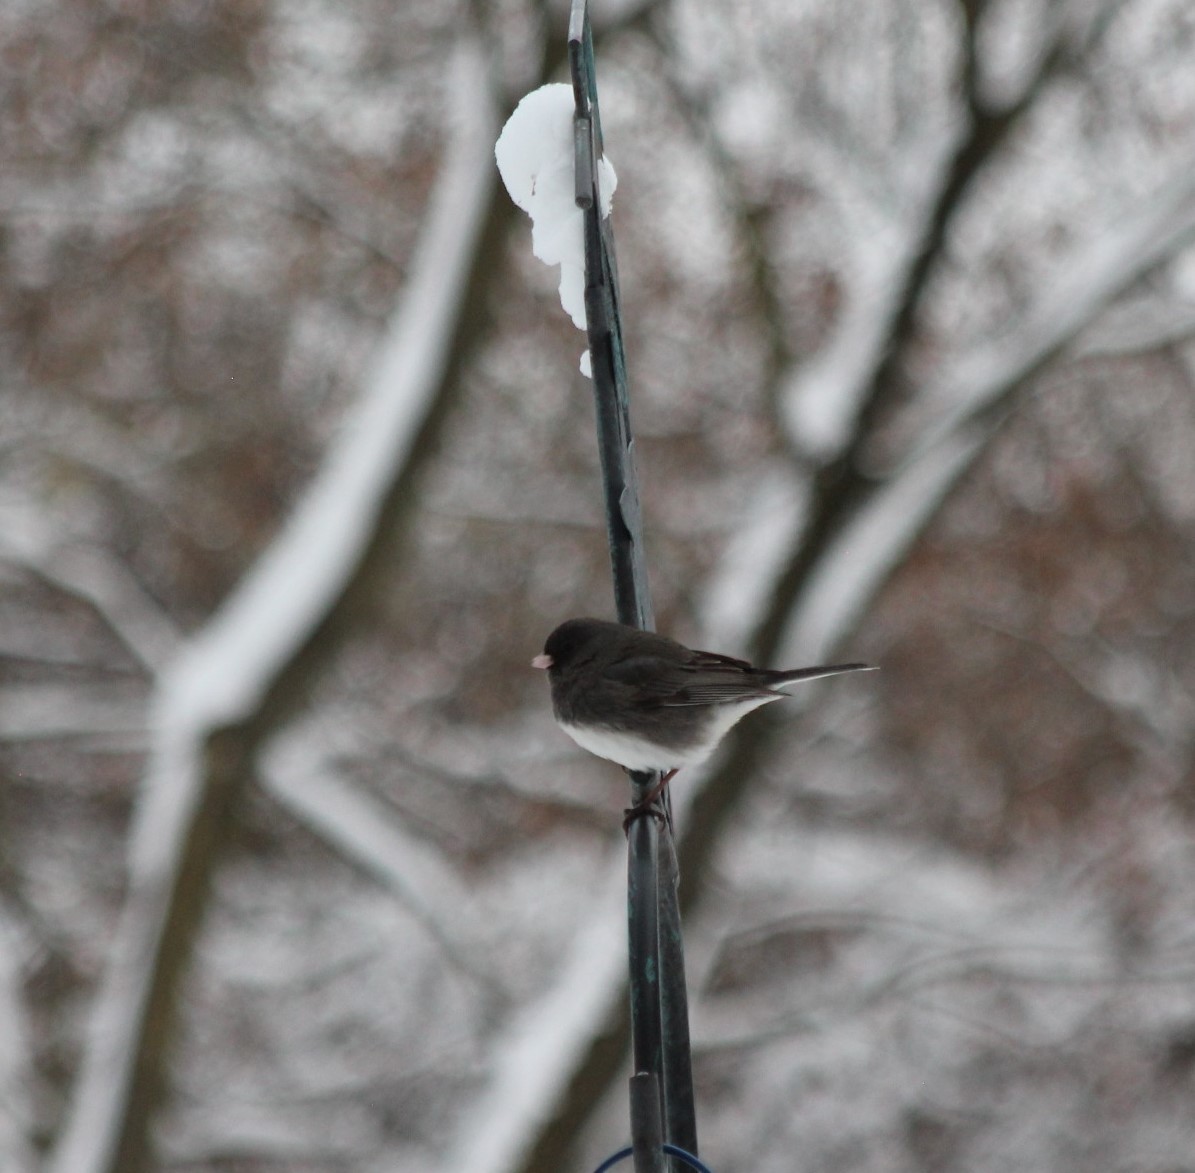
[558,695,779,773]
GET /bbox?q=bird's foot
[621,769,679,835]
[621,801,668,834]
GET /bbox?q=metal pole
[657,833,698,1155]
[568,5,698,1167]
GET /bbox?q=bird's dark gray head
[532,617,618,673]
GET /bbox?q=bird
[532,618,875,818]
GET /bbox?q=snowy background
[2,1,1195,1171]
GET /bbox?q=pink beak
[531,653,553,670]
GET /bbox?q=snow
[259,726,483,981]
[495,83,617,367]
[47,40,501,1173]
[0,518,178,674]
[21,4,1195,1171]
[443,860,628,1173]
[924,166,1195,453]
[163,49,499,744]
[700,468,808,649]
[783,166,1195,669]
[780,430,984,667]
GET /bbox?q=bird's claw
[621,767,680,834]
[622,801,669,835]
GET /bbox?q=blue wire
[591,1143,717,1173]
[663,1143,717,1173]
[591,1146,632,1173]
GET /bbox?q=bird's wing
[689,648,754,672]
[603,653,774,707]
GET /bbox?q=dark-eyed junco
[532,618,875,802]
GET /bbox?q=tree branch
[48,40,504,1173]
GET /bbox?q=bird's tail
[765,663,877,687]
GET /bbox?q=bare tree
[2,2,1194,1172]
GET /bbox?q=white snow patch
[495,84,617,371]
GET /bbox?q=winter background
[2,0,1195,1171]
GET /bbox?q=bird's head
[531,617,618,674]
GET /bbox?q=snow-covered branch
[48,41,499,1173]
[0,522,179,676]
[785,166,1195,664]
[259,728,488,985]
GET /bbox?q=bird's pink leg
[645,768,677,806]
